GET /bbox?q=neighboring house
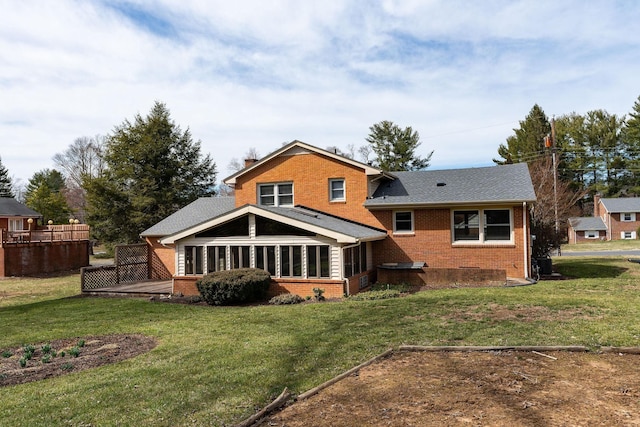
[568,195,640,243]
[0,197,90,276]
[567,217,607,244]
[142,141,537,298]
[0,197,42,237]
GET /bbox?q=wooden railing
[0,225,90,246]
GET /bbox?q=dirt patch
[263,350,640,426]
[0,334,156,387]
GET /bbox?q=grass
[1,256,640,425]
[562,238,640,252]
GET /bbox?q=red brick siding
[607,213,640,240]
[145,238,174,279]
[371,206,528,278]
[172,276,346,299]
[233,151,383,228]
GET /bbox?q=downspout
[341,241,361,297]
[523,202,533,282]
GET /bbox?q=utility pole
[545,118,559,234]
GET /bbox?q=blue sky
[2,0,640,186]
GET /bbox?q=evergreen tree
[24,169,71,223]
[621,95,640,195]
[365,120,432,171]
[86,101,217,244]
[0,156,14,198]
[494,104,551,165]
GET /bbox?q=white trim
[621,212,636,222]
[329,178,346,202]
[224,140,389,186]
[451,207,514,245]
[160,206,383,245]
[393,210,414,234]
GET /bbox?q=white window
[621,213,636,222]
[621,231,636,239]
[329,179,345,201]
[393,211,414,234]
[585,230,599,239]
[453,208,513,243]
[8,219,23,231]
[258,183,293,207]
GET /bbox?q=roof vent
[436,182,446,187]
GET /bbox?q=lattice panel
[117,263,149,284]
[115,244,148,266]
[81,266,117,290]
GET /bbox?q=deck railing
[0,225,90,246]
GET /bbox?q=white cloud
[1,0,639,186]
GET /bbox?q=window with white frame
[206,246,227,273]
[255,246,276,275]
[585,230,599,239]
[8,219,23,231]
[185,246,203,275]
[622,231,636,239]
[393,211,414,233]
[621,212,636,222]
[258,183,293,206]
[230,246,250,269]
[453,208,512,243]
[280,245,303,277]
[307,245,331,278]
[329,179,345,201]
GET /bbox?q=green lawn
[1,256,639,426]
[562,238,640,252]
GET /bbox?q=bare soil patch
[263,350,640,426]
[0,334,156,387]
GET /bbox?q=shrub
[196,268,271,306]
[348,289,402,301]
[370,282,413,293]
[313,287,325,301]
[269,294,304,305]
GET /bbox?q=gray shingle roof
[364,163,536,207]
[259,205,387,241]
[140,197,236,237]
[600,198,640,213]
[568,217,607,231]
[0,197,41,217]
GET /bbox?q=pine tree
[0,156,14,198]
[365,121,432,171]
[494,104,551,165]
[85,101,217,244]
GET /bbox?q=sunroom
[160,204,387,298]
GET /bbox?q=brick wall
[145,238,174,279]
[172,276,346,299]
[608,213,640,240]
[377,266,506,288]
[0,241,90,277]
[371,206,528,278]
[233,151,384,228]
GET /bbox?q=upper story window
[258,182,293,207]
[393,211,414,234]
[453,208,512,243]
[621,212,636,222]
[329,179,345,202]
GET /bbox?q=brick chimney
[244,158,258,168]
[593,193,602,217]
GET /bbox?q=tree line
[0,102,432,250]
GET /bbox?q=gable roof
[159,204,387,245]
[140,197,236,237]
[568,217,607,231]
[0,198,42,218]
[224,140,392,186]
[599,197,640,213]
[364,163,536,208]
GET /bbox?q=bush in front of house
[196,268,271,306]
[269,293,304,305]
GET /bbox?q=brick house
[0,197,41,236]
[141,141,537,297]
[568,195,640,243]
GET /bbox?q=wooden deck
[83,280,173,297]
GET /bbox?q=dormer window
[258,183,293,207]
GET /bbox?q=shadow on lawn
[555,259,629,279]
